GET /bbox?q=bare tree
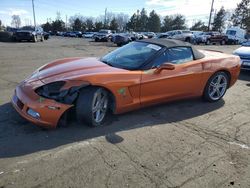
[11,15,21,28]
[115,13,129,31]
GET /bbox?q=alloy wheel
[208,74,228,101]
[92,89,108,124]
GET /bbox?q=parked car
[94,29,112,42]
[73,31,83,38]
[157,32,170,39]
[233,41,250,70]
[63,32,71,37]
[168,30,194,43]
[11,39,241,128]
[226,27,246,44]
[69,32,77,37]
[113,32,138,46]
[83,32,95,38]
[43,32,50,40]
[145,32,156,38]
[14,27,44,42]
[196,32,228,45]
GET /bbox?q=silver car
[168,30,194,43]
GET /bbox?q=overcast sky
[0,0,242,27]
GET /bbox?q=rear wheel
[203,72,229,102]
[220,39,226,45]
[76,87,109,126]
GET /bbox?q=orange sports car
[12,39,241,128]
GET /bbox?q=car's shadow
[0,98,225,158]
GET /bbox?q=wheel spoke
[210,82,216,87]
[210,89,217,97]
[217,75,222,84]
[91,89,108,123]
[219,83,227,88]
[216,89,221,97]
[95,110,101,121]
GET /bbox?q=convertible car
[12,39,241,128]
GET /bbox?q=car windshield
[101,41,162,70]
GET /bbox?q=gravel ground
[0,37,250,188]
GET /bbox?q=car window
[101,42,162,70]
[168,47,194,64]
[152,47,194,67]
[152,51,168,67]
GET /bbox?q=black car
[113,33,138,47]
[14,27,44,42]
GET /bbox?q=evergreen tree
[127,13,138,31]
[109,18,119,31]
[212,7,226,32]
[147,10,161,32]
[231,0,250,29]
[42,22,52,32]
[72,18,82,31]
[190,20,208,31]
[139,8,148,31]
[94,21,103,32]
[162,14,186,31]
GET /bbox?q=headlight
[35,80,89,104]
[35,81,66,100]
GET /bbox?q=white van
[226,27,246,44]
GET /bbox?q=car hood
[234,46,250,56]
[36,57,125,83]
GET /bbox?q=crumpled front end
[11,79,73,128]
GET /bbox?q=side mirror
[154,63,175,74]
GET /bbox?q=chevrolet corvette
[12,39,241,128]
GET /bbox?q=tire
[117,43,122,47]
[33,35,37,43]
[203,72,229,102]
[220,39,226,45]
[76,87,109,127]
[185,37,191,43]
[95,38,99,42]
[40,35,44,42]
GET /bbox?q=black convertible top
[141,38,205,60]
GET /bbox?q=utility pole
[208,0,215,31]
[104,8,107,28]
[66,15,68,31]
[32,0,36,28]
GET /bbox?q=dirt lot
[0,37,250,188]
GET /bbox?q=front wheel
[32,35,37,42]
[40,35,44,42]
[203,72,229,102]
[76,87,109,126]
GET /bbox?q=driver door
[140,47,204,107]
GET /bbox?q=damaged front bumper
[11,80,73,128]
